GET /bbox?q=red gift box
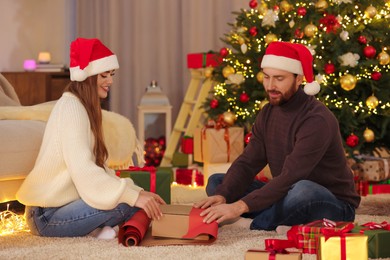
[187,53,222,68]
[181,136,194,154]
[369,184,390,194]
[175,168,204,186]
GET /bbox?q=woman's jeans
[206,174,356,231]
[25,199,139,237]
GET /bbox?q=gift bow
[128,166,157,193]
[321,223,355,241]
[360,221,390,232]
[264,239,293,260]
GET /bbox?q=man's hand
[134,190,166,220]
[193,195,226,209]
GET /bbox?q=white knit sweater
[16,92,143,210]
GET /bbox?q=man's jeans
[25,199,139,237]
[206,174,356,231]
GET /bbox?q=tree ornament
[259,99,269,109]
[239,92,250,103]
[241,43,248,54]
[371,71,382,81]
[363,46,376,59]
[297,7,307,16]
[304,24,318,37]
[339,30,349,41]
[210,99,219,109]
[378,51,390,65]
[357,35,367,45]
[257,1,268,15]
[294,28,304,39]
[289,19,295,28]
[365,6,377,18]
[204,67,214,78]
[226,73,245,85]
[363,128,375,143]
[262,9,278,27]
[324,63,336,74]
[346,134,359,148]
[237,36,245,45]
[338,52,360,67]
[366,95,379,109]
[256,71,264,83]
[265,33,278,44]
[244,131,252,144]
[315,0,328,11]
[249,0,258,9]
[340,74,357,91]
[280,0,292,12]
[223,111,237,126]
[222,66,235,78]
[219,47,229,57]
[249,26,258,36]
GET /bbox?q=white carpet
[0,186,389,260]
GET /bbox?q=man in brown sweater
[194,41,360,230]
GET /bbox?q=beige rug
[0,186,389,260]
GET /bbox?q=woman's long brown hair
[64,75,108,168]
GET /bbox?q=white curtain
[75,0,246,136]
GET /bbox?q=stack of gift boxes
[352,155,390,196]
[245,218,390,259]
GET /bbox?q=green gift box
[172,152,193,167]
[351,223,390,258]
[118,166,172,204]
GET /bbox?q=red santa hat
[69,38,119,82]
[260,41,320,95]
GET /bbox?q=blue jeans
[25,199,139,237]
[207,174,355,231]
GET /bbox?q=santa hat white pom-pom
[72,69,88,82]
[304,81,321,95]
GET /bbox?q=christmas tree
[203,0,390,156]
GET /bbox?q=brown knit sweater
[216,88,360,212]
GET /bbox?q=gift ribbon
[128,166,157,193]
[320,224,354,260]
[264,239,295,259]
[360,221,390,232]
[201,116,231,162]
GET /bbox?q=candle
[23,59,37,71]
[38,52,51,64]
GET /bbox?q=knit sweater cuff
[119,187,141,207]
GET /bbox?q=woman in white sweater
[17,38,165,238]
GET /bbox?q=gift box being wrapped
[355,155,390,182]
[286,219,355,254]
[187,53,221,68]
[245,249,302,260]
[317,233,368,260]
[194,127,244,163]
[350,221,390,258]
[117,166,172,204]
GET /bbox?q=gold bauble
[256,71,264,83]
[363,128,375,143]
[259,100,269,110]
[280,0,292,12]
[222,66,235,78]
[265,33,278,44]
[258,1,268,15]
[366,95,379,109]
[340,74,357,91]
[304,24,318,38]
[365,6,377,18]
[378,51,390,65]
[204,67,214,78]
[315,0,328,11]
[237,36,245,45]
[223,111,237,126]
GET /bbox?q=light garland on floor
[0,204,29,236]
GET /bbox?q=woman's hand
[134,190,166,220]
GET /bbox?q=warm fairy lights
[0,204,28,236]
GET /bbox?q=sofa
[0,73,143,203]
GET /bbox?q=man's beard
[266,83,297,106]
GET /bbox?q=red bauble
[273,5,280,11]
[324,63,336,74]
[297,7,307,16]
[244,132,252,145]
[371,71,382,81]
[239,92,250,103]
[210,99,219,109]
[346,134,359,148]
[219,47,229,58]
[294,28,304,39]
[249,26,258,37]
[158,136,166,147]
[363,46,376,59]
[358,36,367,45]
[249,0,258,8]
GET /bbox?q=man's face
[262,68,303,106]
